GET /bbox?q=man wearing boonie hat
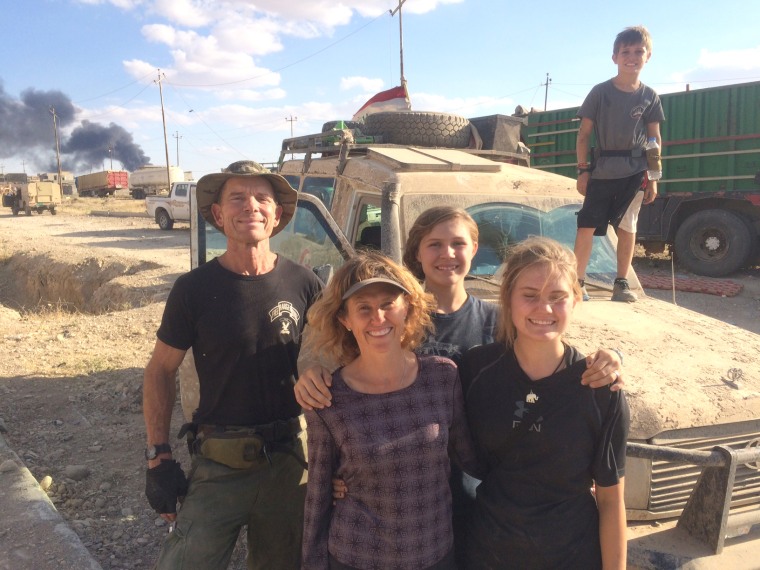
[143,160,323,569]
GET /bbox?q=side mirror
[312,264,334,285]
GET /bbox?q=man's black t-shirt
[158,257,323,426]
[460,343,629,569]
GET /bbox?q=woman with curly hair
[301,251,480,570]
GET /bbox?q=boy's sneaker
[611,279,637,303]
[579,279,590,302]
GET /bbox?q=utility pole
[49,106,63,186]
[285,115,298,137]
[173,131,182,166]
[389,0,407,85]
[156,69,172,188]
[542,73,552,111]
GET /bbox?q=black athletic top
[158,257,323,426]
[460,343,629,570]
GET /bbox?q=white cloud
[667,46,760,91]
[340,76,384,92]
[409,92,514,118]
[151,0,212,27]
[697,46,760,71]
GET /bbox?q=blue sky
[2,0,759,180]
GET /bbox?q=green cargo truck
[524,81,760,276]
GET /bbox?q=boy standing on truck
[574,25,664,303]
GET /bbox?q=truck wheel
[37,207,44,215]
[674,209,753,277]
[132,189,145,200]
[11,205,19,216]
[156,209,174,230]
[362,111,471,148]
[24,204,31,216]
[50,207,57,215]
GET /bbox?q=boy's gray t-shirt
[417,295,499,367]
[577,79,665,180]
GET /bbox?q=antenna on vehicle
[389,0,407,86]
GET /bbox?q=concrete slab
[0,434,102,570]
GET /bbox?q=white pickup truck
[144,181,195,230]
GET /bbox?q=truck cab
[145,181,195,230]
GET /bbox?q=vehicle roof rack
[278,128,529,171]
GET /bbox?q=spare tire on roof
[321,120,363,133]
[362,111,471,148]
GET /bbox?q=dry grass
[60,194,147,215]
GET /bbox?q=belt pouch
[200,434,265,469]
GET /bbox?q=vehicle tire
[361,111,471,148]
[50,207,57,215]
[11,205,19,216]
[24,204,31,216]
[37,207,44,215]
[156,209,174,231]
[321,120,363,133]
[673,209,753,277]
[132,189,145,200]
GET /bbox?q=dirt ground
[0,196,758,570]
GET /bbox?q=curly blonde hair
[307,251,436,364]
[497,237,581,347]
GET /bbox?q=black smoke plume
[62,121,150,172]
[0,81,150,173]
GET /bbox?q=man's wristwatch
[145,443,172,460]
[577,167,593,175]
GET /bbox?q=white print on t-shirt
[630,104,647,119]
[417,338,460,360]
[513,400,543,432]
[268,301,300,337]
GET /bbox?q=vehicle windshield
[198,199,345,271]
[466,203,618,285]
[198,201,618,287]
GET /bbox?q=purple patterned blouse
[302,355,479,569]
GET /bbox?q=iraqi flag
[352,84,410,121]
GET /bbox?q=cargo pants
[154,429,307,570]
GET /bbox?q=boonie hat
[196,160,297,236]
[342,277,410,301]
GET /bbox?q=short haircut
[403,206,479,280]
[496,237,581,346]
[613,25,652,54]
[307,251,436,364]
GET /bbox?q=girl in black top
[460,237,629,570]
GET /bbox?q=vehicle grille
[648,422,760,514]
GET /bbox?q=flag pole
[389,0,407,86]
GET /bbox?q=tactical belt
[198,417,302,443]
[179,417,307,470]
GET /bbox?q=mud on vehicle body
[184,123,760,568]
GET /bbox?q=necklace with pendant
[526,344,567,405]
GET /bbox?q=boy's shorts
[577,172,646,236]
